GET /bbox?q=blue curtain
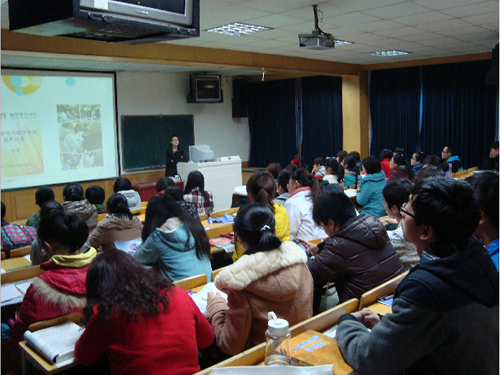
[248,79,297,168]
[369,67,421,158]
[420,60,498,169]
[301,76,343,167]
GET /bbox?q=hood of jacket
[335,214,390,250]
[361,170,386,184]
[99,215,142,231]
[414,238,499,307]
[62,199,96,221]
[153,217,195,253]
[38,247,96,297]
[117,190,142,210]
[216,241,307,302]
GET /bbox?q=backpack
[1,225,37,253]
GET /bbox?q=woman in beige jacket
[206,203,313,356]
[89,193,142,251]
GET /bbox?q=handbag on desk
[1,225,37,253]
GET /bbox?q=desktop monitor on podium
[189,145,215,162]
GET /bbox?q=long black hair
[106,193,133,219]
[326,157,343,182]
[246,172,275,213]
[183,171,211,203]
[38,211,88,253]
[234,203,281,255]
[290,168,322,203]
[142,194,211,260]
[82,249,172,324]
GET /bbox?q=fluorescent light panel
[334,40,353,46]
[206,23,271,36]
[370,50,410,56]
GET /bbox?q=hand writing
[296,238,319,256]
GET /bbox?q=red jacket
[75,286,215,375]
[11,251,95,345]
[380,158,393,178]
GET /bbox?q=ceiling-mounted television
[8,0,200,44]
[187,75,223,103]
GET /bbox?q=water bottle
[265,312,291,366]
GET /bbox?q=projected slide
[1,70,118,190]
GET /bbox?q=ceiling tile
[412,0,485,11]
[439,1,498,18]
[362,2,431,19]
[330,0,407,12]
[239,0,318,13]
[354,20,410,33]
[391,11,452,27]
[416,18,474,32]
[461,11,500,26]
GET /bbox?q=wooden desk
[2,257,31,271]
[19,341,80,375]
[365,302,392,316]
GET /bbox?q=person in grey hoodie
[134,194,212,281]
[113,177,142,211]
[62,183,98,231]
[337,178,498,375]
[356,156,387,217]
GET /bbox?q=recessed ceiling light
[335,40,353,46]
[206,23,272,36]
[370,50,410,56]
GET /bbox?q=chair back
[210,207,239,219]
[467,166,479,173]
[9,245,31,258]
[358,271,409,310]
[28,312,83,333]
[206,225,234,239]
[173,273,208,291]
[1,265,44,284]
[211,266,228,282]
[97,213,107,222]
[1,251,6,260]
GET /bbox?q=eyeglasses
[400,202,418,220]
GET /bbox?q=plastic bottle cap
[267,312,289,336]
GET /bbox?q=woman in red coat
[11,212,96,345]
[75,249,214,375]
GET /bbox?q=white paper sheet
[23,254,31,262]
[1,283,24,305]
[191,282,228,314]
[13,278,37,295]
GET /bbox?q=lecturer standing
[165,135,185,177]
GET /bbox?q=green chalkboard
[121,115,194,171]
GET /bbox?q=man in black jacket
[336,178,499,375]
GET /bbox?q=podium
[177,160,242,212]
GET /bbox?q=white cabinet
[177,160,242,212]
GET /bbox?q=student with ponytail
[206,203,313,356]
[89,194,143,251]
[62,183,98,231]
[11,212,97,345]
[232,172,290,262]
[284,168,326,240]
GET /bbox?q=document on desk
[13,277,37,294]
[212,365,334,374]
[191,282,228,314]
[1,283,24,305]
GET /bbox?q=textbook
[289,329,352,373]
[23,321,84,364]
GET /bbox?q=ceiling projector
[298,31,334,50]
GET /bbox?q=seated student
[1,202,8,226]
[388,153,414,182]
[312,157,326,178]
[410,151,426,175]
[163,186,200,220]
[206,203,313,355]
[489,141,499,172]
[26,186,55,228]
[466,171,499,271]
[382,179,419,270]
[113,177,142,211]
[284,168,327,240]
[85,185,106,214]
[336,178,499,375]
[134,195,212,281]
[62,183,98,231]
[11,212,97,345]
[379,149,394,178]
[298,190,404,315]
[266,162,282,180]
[357,156,387,217]
[30,201,64,265]
[323,157,343,186]
[183,171,214,216]
[75,250,214,375]
[413,165,446,185]
[233,172,290,262]
[155,176,175,195]
[285,163,298,173]
[441,144,463,173]
[273,170,291,205]
[341,155,359,188]
[349,151,363,170]
[337,150,348,164]
[89,194,143,251]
